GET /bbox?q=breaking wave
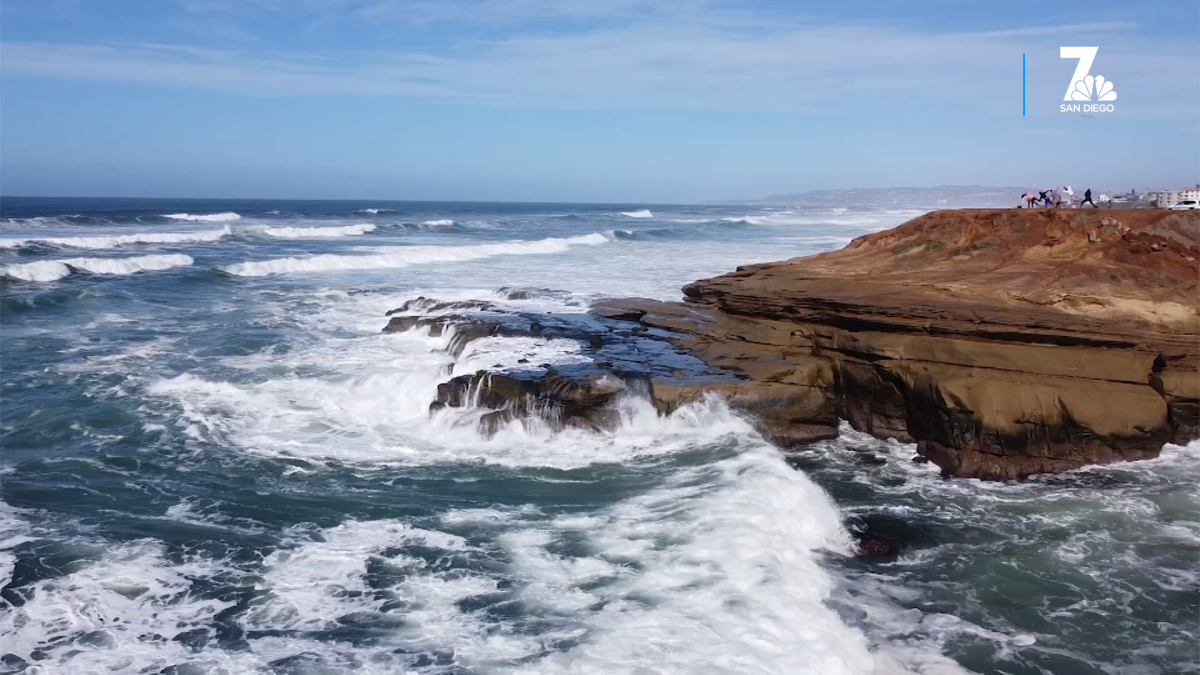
[261,224,376,238]
[1,254,194,282]
[418,219,454,227]
[132,288,947,672]
[619,209,653,218]
[162,212,241,222]
[0,227,231,251]
[221,232,613,277]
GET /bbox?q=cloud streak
[1,12,1193,116]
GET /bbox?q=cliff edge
[612,208,1200,478]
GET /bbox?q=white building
[1179,185,1200,202]
[1148,190,1180,207]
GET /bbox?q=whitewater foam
[619,209,653,218]
[0,227,230,250]
[2,254,194,282]
[221,232,612,277]
[511,442,886,675]
[0,539,239,673]
[261,223,376,238]
[243,520,469,632]
[162,212,241,222]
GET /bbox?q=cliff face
[389,209,1199,480]
[613,209,1200,479]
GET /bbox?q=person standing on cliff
[1081,189,1097,208]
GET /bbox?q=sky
[1,0,1197,202]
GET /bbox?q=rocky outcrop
[606,209,1200,479]
[386,210,1199,480]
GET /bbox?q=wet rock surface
[383,291,832,445]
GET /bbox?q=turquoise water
[1,197,1196,674]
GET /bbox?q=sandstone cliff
[389,209,1199,480]
[603,208,1200,479]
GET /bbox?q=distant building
[1179,185,1200,202]
[1148,190,1180,207]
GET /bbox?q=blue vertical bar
[1022,54,1026,116]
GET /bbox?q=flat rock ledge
[386,209,1199,480]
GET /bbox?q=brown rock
[597,209,1200,479]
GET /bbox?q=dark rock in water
[497,287,585,306]
[386,296,495,316]
[383,313,543,357]
[847,512,944,556]
[434,368,628,434]
[855,535,906,557]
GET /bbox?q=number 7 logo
[1061,47,1116,102]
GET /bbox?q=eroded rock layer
[621,208,1200,479]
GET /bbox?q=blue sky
[2,0,1197,202]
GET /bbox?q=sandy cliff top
[685,209,1200,340]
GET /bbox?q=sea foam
[619,209,653,218]
[221,232,612,277]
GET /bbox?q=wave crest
[2,254,194,282]
[222,232,613,277]
[261,224,376,238]
[162,212,241,222]
[0,227,231,251]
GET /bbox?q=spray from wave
[221,232,613,277]
[619,209,653,219]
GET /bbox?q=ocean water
[0,197,1196,675]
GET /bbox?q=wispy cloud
[1,8,1192,115]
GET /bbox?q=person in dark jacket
[1080,189,1097,208]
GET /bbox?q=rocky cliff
[390,209,1200,480]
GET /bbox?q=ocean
[1,197,1196,674]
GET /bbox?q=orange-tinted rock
[600,209,1200,479]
